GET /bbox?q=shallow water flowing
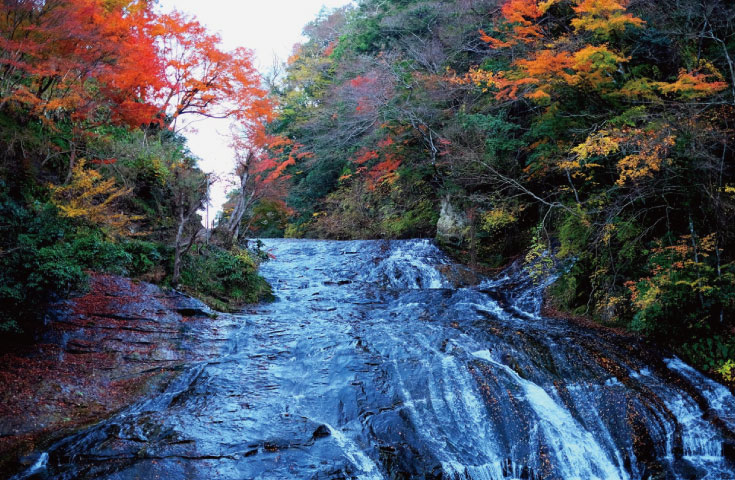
[17,239,735,479]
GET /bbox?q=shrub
[0,188,166,339]
[179,245,272,311]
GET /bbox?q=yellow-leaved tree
[50,160,140,238]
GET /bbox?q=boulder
[436,196,468,246]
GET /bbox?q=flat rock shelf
[12,239,735,479]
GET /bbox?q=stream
[16,239,735,479]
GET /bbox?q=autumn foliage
[0,0,272,133]
[0,0,277,337]
[264,0,735,378]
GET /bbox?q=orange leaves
[615,129,675,186]
[479,0,643,52]
[500,0,545,44]
[0,1,271,132]
[658,65,728,99]
[569,44,627,89]
[264,156,296,184]
[502,0,544,24]
[516,45,625,94]
[343,137,402,190]
[349,75,374,88]
[345,73,387,116]
[619,62,728,101]
[323,41,338,57]
[517,50,575,78]
[0,0,162,127]
[367,155,402,188]
[352,149,380,165]
[155,12,269,131]
[466,44,627,101]
[479,29,516,49]
[478,0,543,49]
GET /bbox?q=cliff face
[0,274,241,476]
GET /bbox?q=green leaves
[179,246,272,310]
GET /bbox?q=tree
[170,160,209,285]
[49,159,139,237]
[0,0,162,127]
[154,11,273,132]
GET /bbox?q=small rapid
[13,239,735,479]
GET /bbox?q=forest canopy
[262,0,735,381]
[0,0,279,338]
[1,0,734,383]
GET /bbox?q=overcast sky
[156,0,353,225]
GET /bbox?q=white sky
[156,0,353,226]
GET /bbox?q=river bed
[15,239,735,479]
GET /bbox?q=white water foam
[665,357,735,431]
[11,452,48,480]
[326,424,385,480]
[631,361,725,462]
[472,350,629,480]
[390,336,516,480]
[367,239,449,289]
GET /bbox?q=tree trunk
[172,207,186,285]
[65,141,76,184]
[225,151,254,245]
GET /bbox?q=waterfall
[13,239,735,480]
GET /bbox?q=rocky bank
[0,274,241,477]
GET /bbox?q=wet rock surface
[8,240,735,479]
[0,274,238,477]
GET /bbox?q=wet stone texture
[6,240,735,480]
[0,274,239,477]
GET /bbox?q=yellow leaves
[567,45,627,89]
[50,160,139,237]
[571,130,621,160]
[629,279,661,311]
[463,67,497,88]
[601,222,616,244]
[572,45,626,73]
[564,130,618,177]
[620,62,727,101]
[537,0,561,13]
[630,232,722,314]
[481,208,517,233]
[468,0,723,110]
[619,78,660,100]
[698,233,717,255]
[616,129,675,186]
[616,152,662,185]
[571,0,645,36]
[569,126,676,186]
[467,44,627,102]
[717,360,735,382]
[491,0,644,47]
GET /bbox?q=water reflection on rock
[15,239,735,479]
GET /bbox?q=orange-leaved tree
[0,0,162,127]
[153,11,273,132]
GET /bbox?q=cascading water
[13,239,735,479]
